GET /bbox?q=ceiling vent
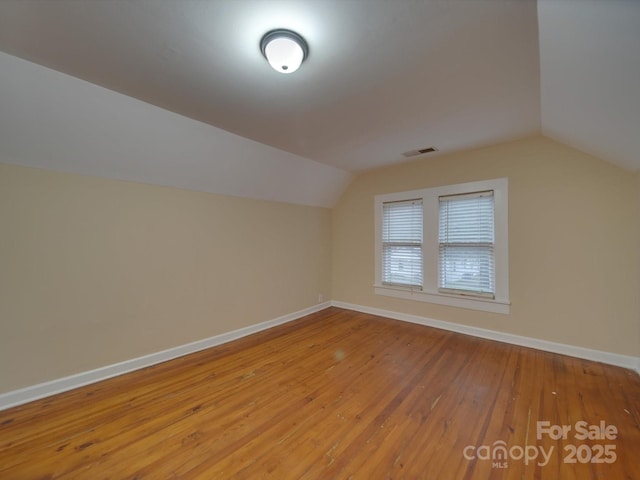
[402,146,438,158]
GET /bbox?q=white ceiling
[0,51,352,207]
[538,0,640,172]
[0,0,638,206]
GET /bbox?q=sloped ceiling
[538,0,640,172]
[0,52,351,208]
[0,0,638,207]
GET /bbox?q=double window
[374,178,509,314]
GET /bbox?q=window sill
[373,284,510,315]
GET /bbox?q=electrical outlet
[318,293,324,303]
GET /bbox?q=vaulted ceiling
[0,0,638,206]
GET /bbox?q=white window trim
[374,178,510,315]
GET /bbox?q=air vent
[402,146,438,158]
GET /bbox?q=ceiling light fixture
[260,29,308,74]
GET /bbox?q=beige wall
[332,136,640,357]
[0,163,331,393]
[2,136,638,395]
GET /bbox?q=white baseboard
[0,302,331,411]
[2,300,637,411]
[332,301,640,374]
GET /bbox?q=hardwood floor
[1,307,639,479]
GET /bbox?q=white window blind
[438,191,495,297]
[382,199,423,288]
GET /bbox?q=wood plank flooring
[1,307,639,479]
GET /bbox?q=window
[439,191,494,297]
[374,178,509,314]
[382,199,423,288]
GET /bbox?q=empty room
[0,0,639,478]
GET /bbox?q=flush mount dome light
[260,29,308,74]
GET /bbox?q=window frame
[374,178,510,314]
